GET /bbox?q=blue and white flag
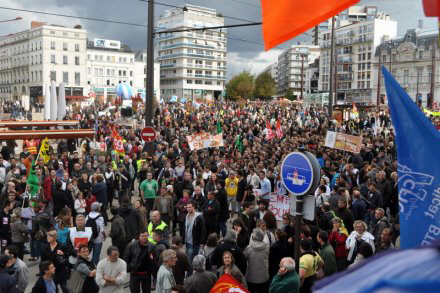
[170,95,178,103]
[382,66,440,249]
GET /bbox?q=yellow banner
[38,137,50,163]
[423,108,440,116]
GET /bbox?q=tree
[253,72,276,100]
[225,71,254,100]
[285,88,296,101]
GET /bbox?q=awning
[0,129,95,140]
[66,96,89,99]
[0,120,80,128]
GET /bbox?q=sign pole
[294,194,304,273]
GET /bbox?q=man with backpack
[368,208,389,245]
[86,202,105,265]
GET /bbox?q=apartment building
[156,4,227,101]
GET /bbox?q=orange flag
[209,274,250,293]
[262,0,360,50]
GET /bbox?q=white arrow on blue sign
[281,152,320,196]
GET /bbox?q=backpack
[85,215,102,239]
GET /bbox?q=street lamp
[0,16,22,23]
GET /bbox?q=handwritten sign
[268,193,290,221]
[324,131,362,153]
[186,133,224,151]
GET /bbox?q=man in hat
[253,199,277,232]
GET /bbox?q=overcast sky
[0,0,437,77]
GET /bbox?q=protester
[156,249,177,293]
[72,244,99,292]
[32,260,56,293]
[216,251,246,289]
[96,246,128,293]
[244,228,270,293]
[269,257,300,293]
[40,230,70,293]
[5,245,28,293]
[299,239,324,293]
[185,255,218,293]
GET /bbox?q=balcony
[160,42,216,50]
[155,32,227,42]
[160,73,227,80]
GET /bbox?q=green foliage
[225,71,254,100]
[285,88,296,101]
[253,72,276,100]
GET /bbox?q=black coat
[53,189,69,218]
[202,198,220,227]
[92,181,107,205]
[211,241,247,275]
[186,213,206,246]
[124,240,154,273]
[216,188,229,222]
[118,205,140,241]
[269,238,292,279]
[335,207,354,234]
[40,242,71,283]
[0,269,17,293]
[32,276,58,293]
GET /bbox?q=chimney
[31,21,46,28]
[418,20,424,30]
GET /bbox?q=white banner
[186,133,224,151]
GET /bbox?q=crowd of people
[0,99,404,293]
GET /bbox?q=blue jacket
[0,269,18,293]
[92,181,107,206]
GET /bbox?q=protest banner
[324,131,362,153]
[268,193,290,221]
[210,273,250,293]
[186,132,224,151]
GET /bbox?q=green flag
[235,134,244,153]
[217,120,222,134]
[26,161,39,197]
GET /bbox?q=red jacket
[328,230,348,258]
[43,176,59,202]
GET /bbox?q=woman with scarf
[345,220,375,265]
[328,217,349,271]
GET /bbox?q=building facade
[0,22,87,102]
[133,50,160,103]
[319,17,397,105]
[373,29,439,106]
[277,45,320,98]
[156,4,227,101]
[312,6,379,46]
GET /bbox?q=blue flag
[382,66,440,249]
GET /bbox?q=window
[107,80,110,86]
[382,55,387,62]
[51,54,56,64]
[107,69,111,75]
[205,81,212,85]
[51,42,55,50]
[50,71,56,81]
[87,67,91,75]
[63,43,68,51]
[40,54,43,64]
[419,51,423,59]
[195,80,202,84]
[75,44,80,52]
[107,56,111,62]
[403,69,409,84]
[75,56,80,65]
[63,72,68,84]
[63,56,68,65]
[123,70,126,76]
[130,71,133,77]
[94,68,99,75]
[88,54,91,60]
[75,72,80,85]
[118,70,122,76]
[187,80,193,84]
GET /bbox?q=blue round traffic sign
[281,152,320,196]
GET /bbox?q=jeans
[34,240,45,257]
[92,242,103,265]
[219,221,227,238]
[186,243,200,276]
[130,273,151,293]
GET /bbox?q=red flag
[276,119,283,139]
[261,0,360,50]
[266,121,275,141]
[209,274,250,293]
[422,0,440,16]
